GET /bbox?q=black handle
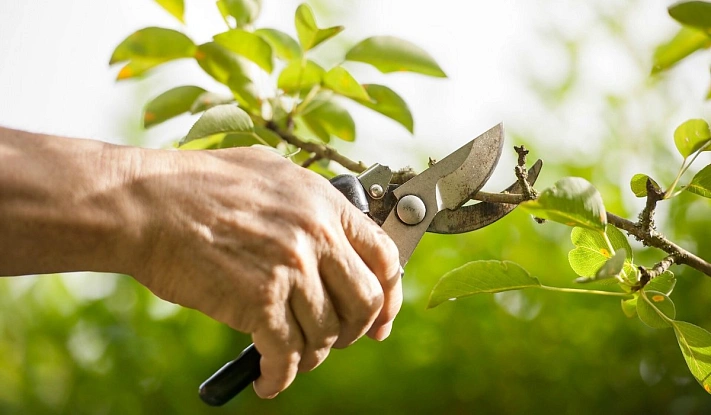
[198,174,369,406]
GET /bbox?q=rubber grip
[198,174,368,406]
[199,344,261,406]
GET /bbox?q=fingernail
[399,266,405,278]
[374,321,393,341]
[266,392,279,400]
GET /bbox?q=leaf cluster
[111,0,446,168]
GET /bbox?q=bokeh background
[2,0,711,413]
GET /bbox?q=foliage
[110,0,444,162]
[429,1,711,397]
[5,1,711,414]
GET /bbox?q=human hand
[127,147,402,398]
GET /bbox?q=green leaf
[143,86,206,128]
[214,29,274,73]
[183,104,254,143]
[227,74,261,111]
[154,0,184,23]
[645,271,676,296]
[323,66,370,101]
[637,290,676,329]
[216,0,261,27]
[672,321,711,394]
[356,84,413,133]
[652,27,711,74]
[520,177,607,231]
[277,60,325,93]
[177,134,225,150]
[687,164,711,198]
[674,119,711,158]
[190,92,235,114]
[575,248,626,284]
[254,28,302,61]
[621,296,638,318]
[428,260,540,309]
[568,226,632,278]
[294,4,344,51]
[669,1,711,30]
[630,174,662,198]
[254,126,283,147]
[300,100,355,142]
[195,42,250,85]
[110,27,196,79]
[345,36,446,77]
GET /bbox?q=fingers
[251,303,303,399]
[289,265,340,373]
[341,210,403,340]
[319,240,384,348]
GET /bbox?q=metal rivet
[369,183,385,199]
[396,195,426,225]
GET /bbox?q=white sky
[0,0,707,189]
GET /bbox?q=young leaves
[686,164,711,198]
[568,226,633,281]
[520,177,607,231]
[278,60,325,93]
[629,174,661,198]
[673,321,711,394]
[345,36,447,77]
[674,118,711,158]
[638,290,676,328]
[195,42,250,85]
[110,27,196,79]
[645,271,676,295]
[217,0,262,28]
[669,1,711,30]
[154,0,185,23]
[301,100,356,142]
[294,4,344,51]
[183,104,253,143]
[214,29,274,73]
[652,27,711,74]
[254,28,302,60]
[323,67,370,101]
[358,84,413,133]
[427,261,540,309]
[143,86,206,128]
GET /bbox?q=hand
[128,147,403,398]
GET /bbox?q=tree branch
[635,255,678,290]
[266,121,369,173]
[270,129,711,278]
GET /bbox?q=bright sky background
[0,0,707,190]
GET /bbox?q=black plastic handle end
[199,344,261,406]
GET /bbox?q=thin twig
[265,121,368,172]
[638,178,663,233]
[514,145,537,200]
[301,153,322,168]
[607,213,711,277]
[636,255,678,290]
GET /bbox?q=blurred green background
[2,0,711,414]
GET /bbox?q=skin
[0,126,403,398]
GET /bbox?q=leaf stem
[539,285,632,298]
[665,161,687,199]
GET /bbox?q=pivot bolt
[396,195,426,225]
[369,184,385,199]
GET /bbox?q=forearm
[0,127,145,276]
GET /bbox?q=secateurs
[199,123,543,406]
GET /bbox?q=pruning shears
[199,123,543,406]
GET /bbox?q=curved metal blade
[382,124,505,265]
[428,159,543,234]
